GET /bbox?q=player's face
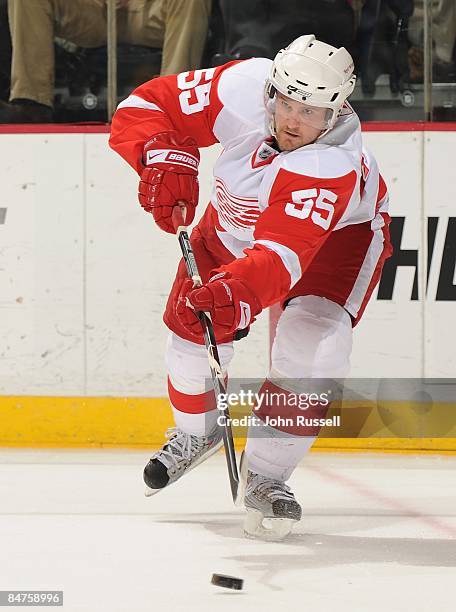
[274,93,330,151]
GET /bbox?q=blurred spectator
[353,0,414,96]
[0,0,211,123]
[409,0,456,80]
[433,0,456,67]
[214,0,355,63]
[0,0,11,101]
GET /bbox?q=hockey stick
[172,206,240,503]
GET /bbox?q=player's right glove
[138,131,200,234]
[176,272,262,339]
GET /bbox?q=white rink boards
[0,128,455,396]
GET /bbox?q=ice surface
[0,449,455,612]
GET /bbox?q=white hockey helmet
[265,35,356,134]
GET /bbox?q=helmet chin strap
[316,126,332,141]
[316,105,344,141]
[269,113,277,138]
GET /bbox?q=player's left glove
[176,272,262,338]
[138,131,200,234]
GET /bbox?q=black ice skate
[143,426,223,496]
[243,470,302,540]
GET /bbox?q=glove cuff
[209,271,262,319]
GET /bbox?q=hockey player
[109,35,392,540]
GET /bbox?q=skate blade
[243,508,297,541]
[144,486,160,497]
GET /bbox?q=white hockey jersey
[110,58,389,309]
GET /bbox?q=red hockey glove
[176,272,262,339]
[138,131,200,234]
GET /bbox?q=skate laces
[154,428,207,469]
[248,473,295,502]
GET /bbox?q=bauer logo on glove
[145,149,199,170]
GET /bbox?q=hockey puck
[211,574,243,590]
